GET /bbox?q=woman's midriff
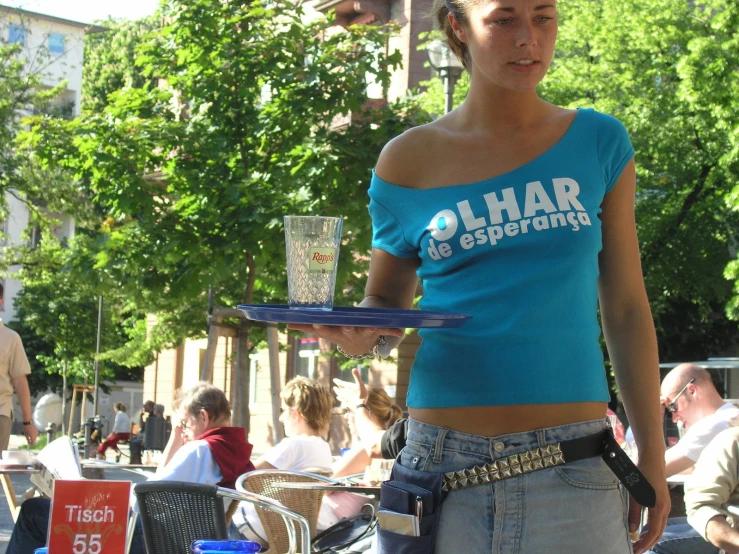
[409,402,608,437]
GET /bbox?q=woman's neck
[456,80,553,133]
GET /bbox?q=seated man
[661,363,739,477]
[7,382,255,554]
[128,400,155,464]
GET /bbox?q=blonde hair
[281,377,333,435]
[366,388,402,429]
[175,382,231,424]
[431,0,484,70]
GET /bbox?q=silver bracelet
[337,335,388,360]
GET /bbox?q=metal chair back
[134,481,228,554]
[236,469,337,554]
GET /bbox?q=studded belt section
[442,430,607,492]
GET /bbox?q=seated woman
[97,402,131,460]
[232,376,334,545]
[327,368,403,519]
[7,382,255,554]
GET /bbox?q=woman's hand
[333,368,370,407]
[287,324,403,357]
[629,453,670,554]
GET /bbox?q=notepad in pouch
[380,481,434,516]
[377,510,420,536]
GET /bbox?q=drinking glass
[284,216,342,310]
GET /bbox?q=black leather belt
[442,429,656,508]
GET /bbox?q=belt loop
[536,428,546,448]
[433,428,448,463]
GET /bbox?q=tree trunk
[200,315,221,382]
[267,324,284,444]
[232,322,251,432]
[232,253,256,432]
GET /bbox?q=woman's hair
[281,376,333,435]
[175,382,231,424]
[114,402,127,413]
[366,388,403,429]
[431,0,482,70]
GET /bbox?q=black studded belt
[441,429,656,508]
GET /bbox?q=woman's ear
[200,408,211,428]
[448,13,467,43]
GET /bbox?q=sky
[1,0,160,24]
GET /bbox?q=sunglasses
[665,378,696,413]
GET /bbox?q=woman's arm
[332,446,371,478]
[598,159,670,554]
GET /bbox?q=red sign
[48,480,131,554]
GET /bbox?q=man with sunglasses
[661,363,739,477]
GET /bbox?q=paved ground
[0,434,151,553]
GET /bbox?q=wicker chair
[135,481,310,554]
[236,469,338,554]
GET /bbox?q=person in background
[96,402,131,460]
[332,368,403,479]
[232,376,335,547]
[661,364,739,477]
[683,425,739,553]
[0,283,37,448]
[129,400,155,464]
[326,369,403,520]
[7,382,255,554]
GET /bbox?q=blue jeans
[399,417,632,554]
[644,517,719,554]
[7,497,146,554]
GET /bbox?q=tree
[81,16,159,114]
[21,0,427,422]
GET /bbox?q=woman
[7,382,254,554]
[233,377,335,546]
[290,0,670,551]
[332,369,403,479]
[97,402,131,460]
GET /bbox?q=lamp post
[427,40,465,114]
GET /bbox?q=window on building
[9,25,25,45]
[48,33,65,55]
[295,335,320,379]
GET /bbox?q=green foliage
[20,0,427,361]
[82,16,159,114]
[9,234,144,393]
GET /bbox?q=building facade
[0,4,104,322]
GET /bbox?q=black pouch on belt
[376,462,446,554]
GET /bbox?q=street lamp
[427,40,465,114]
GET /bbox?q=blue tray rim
[237,304,471,328]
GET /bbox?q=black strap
[557,430,656,508]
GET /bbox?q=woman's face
[453,0,558,91]
[279,403,299,437]
[178,408,208,442]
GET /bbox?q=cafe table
[274,481,382,496]
[0,466,41,522]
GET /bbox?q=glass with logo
[284,216,342,310]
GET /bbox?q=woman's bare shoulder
[375,122,449,189]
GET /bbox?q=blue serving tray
[237,304,471,328]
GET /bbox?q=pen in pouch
[415,496,423,521]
